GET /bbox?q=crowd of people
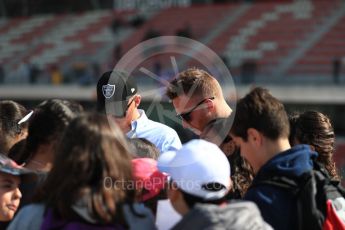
[0,68,344,229]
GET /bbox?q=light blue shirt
[127,109,182,153]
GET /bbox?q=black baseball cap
[97,71,138,117]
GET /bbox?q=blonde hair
[166,68,223,100]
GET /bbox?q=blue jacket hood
[245,145,318,230]
[256,144,318,178]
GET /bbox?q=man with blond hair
[166,68,232,144]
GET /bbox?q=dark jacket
[245,144,317,230]
[8,203,156,230]
[172,201,272,230]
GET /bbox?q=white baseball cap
[158,139,231,200]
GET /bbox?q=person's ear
[203,98,215,116]
[309,145,316,151]
[134,95,141,107]
[247,128,262,146]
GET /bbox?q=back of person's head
[0,100,29,154]
[158,139,231,211]
[288,113,300,145]
[20,99,83,163]
[130,138,160,160]
[166,68,223,100]
[36,113,135,224]
[289,111,339,180]
[231,87,289,141]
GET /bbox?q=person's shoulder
[245,183,278,203]
[123,203,156,230]
[8,203,45,230]
[146,118,170,128]
[139,111,172,130]
[193,200,261,216]
[147,118,178,134]
[174,201,272,230]
[15,203,45,217]
[245,180,295,211]
[219,201,273,229]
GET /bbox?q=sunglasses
[176,97,214,122]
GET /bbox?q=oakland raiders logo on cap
[102,84,115,98]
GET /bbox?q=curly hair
[289,111,340,181]
[220,136,254,198]
[229,150,254,198]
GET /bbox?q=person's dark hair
[178,183,228,209]
[230,87,289,141]
[219,135,254,198]
[129,138,160,159]
[289,111,340,181]
[7,139,26,162]
[0,100,28,154]
[166,68,222,100]
[16,99,83,164]
[288,113,299,145]
[35,114,136,224]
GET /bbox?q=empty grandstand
[1,0,344,84]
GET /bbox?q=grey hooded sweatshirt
[172,201,272,230]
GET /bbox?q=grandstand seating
[119,4,237,70]
[0,16,57,65]
[121,4,236,49]
[0,1,344,80]
[208,1,341,77]
[0,10,136,70]
[289,13,345,76]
